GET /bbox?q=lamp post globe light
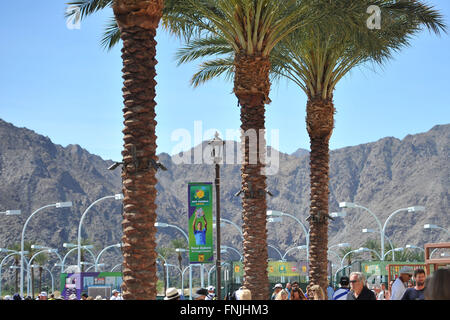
[20,201,72,297]
[339,202,425,260]
[77,194,123,270]
[0,209,21,216]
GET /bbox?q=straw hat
[164,287,180,300]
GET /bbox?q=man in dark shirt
[402,268,426,300]
[346,272,377,300]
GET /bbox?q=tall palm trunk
[305,96,335,299]
[235,53,271,300]
[113,0,164,300]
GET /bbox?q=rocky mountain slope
[0,119,448,285]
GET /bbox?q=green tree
[172,0,317,300]
[174,1,446,298]
[65,0,185,299]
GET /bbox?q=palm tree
[65,0,185,299]
[269,0,446,297]
[172,0,317,299]
[174,1,446,298]
[34,254,48,294]
[8,243,21,293]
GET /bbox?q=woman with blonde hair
[309,285,326,300]
[275,289,288,300]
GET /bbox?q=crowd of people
[2,268,449,300]
[330,267,450,300]
[0,288,123,300]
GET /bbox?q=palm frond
[101,17,121,51]
[191,57,235,87]
[65,0,113,20]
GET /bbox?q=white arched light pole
[328,243,350,262]
[221,245,243,261]
[424,224,450,238]
[383,248,404,260]
[61,245,94,272]
[95,243,122,271]
[30,245,64,273]
[164,263,182,289]
[111,264,122,272]
[27,248,61,296]
[0,250,29,297]
[340,202,425,260]
[20,201,72,297]
[77,194,123,270]
[282,245,307,261]
[405,244,425,254]
[362,228,396,260]
[268,244,283,261]
[340,247,382,269]
[155,222,194,298]
[267,210,309,263]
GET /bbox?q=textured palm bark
[113,0,163,300]
[234,53,270,300]
[305,97,335,299]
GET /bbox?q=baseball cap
[340,276,349,286]
[207,285,215,291]
[273,283,283,289]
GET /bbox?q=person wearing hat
[81,293,89,300]
[205,285,216,300]
[271,283,283,300]
[39,292,48,300]
[164,287,181,300]
[402,268,426,300]
[110,289,123,300]
[333,276,350,300]
[192,288,208,300]
[390,266,413,300]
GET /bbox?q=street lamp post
[424,224,450,238]
[383,248,404,260]
[155,223,192,298]
[339,202,425,260]
[27,248,60,297]
[95,243,122,272]
[362,229,396,260]
[267,210,310,264]
[405,244,425,253]
[221,245,243,261]
[0,250,29,297]
[20,201,72,297]
[77,194,123,270]
[209,131,224,300]
[61,244,95,273]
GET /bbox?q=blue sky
[0,1,449,161]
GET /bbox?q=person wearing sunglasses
[390,266,413,300]
[346,272,376,300]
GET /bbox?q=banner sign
[188,182,214,264]
[60,272,123,300]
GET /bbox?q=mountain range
[0,118,448,287]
